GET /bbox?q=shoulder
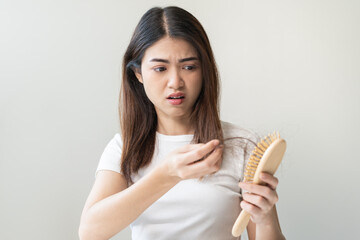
[95,133,123,177]
[103,133,123,150]
[221,121,259,144]
[112,133,122,147]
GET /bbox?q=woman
[79,6,285,240]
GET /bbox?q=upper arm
[80,170,128,221]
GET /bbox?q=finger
[211,145,224,169]
[183,139,220,164]
[240,200,261,216]
[259,172,279,190]
[202,145,224,176]
[176,143,205,153]
[239,182,278,203]
[213,146,224,169]
[242,193,273,212]
[188,146,223,174]
[185,146,223,176]
[178,139,219,153]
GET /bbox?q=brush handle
[232,209,251,237]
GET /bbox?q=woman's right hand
[162,139,224,181]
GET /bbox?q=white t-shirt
[96,121,259,240]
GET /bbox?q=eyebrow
[149,57,199,63]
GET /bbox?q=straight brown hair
[119,6,223,185]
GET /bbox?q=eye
[184,65,197,70]
[154,67,166,72]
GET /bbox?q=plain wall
[0,0,359,239]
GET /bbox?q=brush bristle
[243,132,280,183]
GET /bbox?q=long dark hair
[119,6,223,185]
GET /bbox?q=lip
[167,98,184,105]
[167,92,185,99]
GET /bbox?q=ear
[134,70,143,84]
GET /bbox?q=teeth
[170,96,183,99]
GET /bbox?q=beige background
[0,0,359,239]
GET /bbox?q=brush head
[243,132,286,184]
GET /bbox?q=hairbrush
[232,132,286,237]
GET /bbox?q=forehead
[142,37,198,61]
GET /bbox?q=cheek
[142,79,162,103]
[140,72,154,99]
[191,74,203,97]
[143,84,156,102]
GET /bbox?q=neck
[157,116,194,135]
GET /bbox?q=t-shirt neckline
[156,131,194,142]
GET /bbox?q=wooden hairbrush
[232,132,286,237]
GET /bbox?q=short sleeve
[95,133,123,177]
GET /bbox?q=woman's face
[135,36,202,121]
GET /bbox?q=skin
[135,36,203,135]
[78,36,284,240]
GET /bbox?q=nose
[167,69,184,89]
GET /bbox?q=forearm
[255,207,285,240]
[80,165,179,240]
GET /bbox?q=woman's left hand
[238,172,279,226]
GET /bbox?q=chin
[166,110,190,119]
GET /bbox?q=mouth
[167,96,185,100]
[167,92,185,105]
[167,92,185,100]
